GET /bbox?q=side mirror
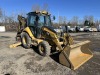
[53,16,55,20]
[51,16,56,21]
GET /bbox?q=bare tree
[32,4,40,11]
[42,3,49,11]
[58,16,67,25]
[83,15,88,21]
[71,16,78,27]
[58,16,63,25]
[0,8,3,18]
[78,19,84,25]
[83,15,94,27]
[32,3,49,12]
[0,8,3,24]
[88,16,94,23]
[84,15,94,23]
[95,19,100,27]
[63,16,67,24]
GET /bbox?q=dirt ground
[0,32,100,75]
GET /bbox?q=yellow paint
[23,27,35,39]
[23,27,43,44]
[59,40,93,70]
[9,42,21,48]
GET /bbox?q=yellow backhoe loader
[10,11,93,70]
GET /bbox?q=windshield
[38,15,51,26]
[45,16,51,26]
[38,15,45,26]
[28,14,51,27]
[28,15,36,26]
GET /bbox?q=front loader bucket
[59,40,93,70]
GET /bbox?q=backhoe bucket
[59,40,93,70]
[9,42,21,48]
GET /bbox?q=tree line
[0,4,49,31]
[0,4,100,31]
[53,15,100,28]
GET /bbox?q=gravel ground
[0,32,100,75]
[74,32,100,75]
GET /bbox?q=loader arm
[42,27,63,51]
[42,26,73,51]
[42,26,93,70]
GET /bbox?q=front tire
[38,41,50,56]
[21,32,31,49]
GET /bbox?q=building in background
[0,26,6,32]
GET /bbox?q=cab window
[29,16,36,26]
[38,16,45,26]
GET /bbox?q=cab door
[27,15,45,38]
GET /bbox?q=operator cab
[27,11,52,38]
[27,11,51,27]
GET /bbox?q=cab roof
[27,11,50,15]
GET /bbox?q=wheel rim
[39,45,45,54]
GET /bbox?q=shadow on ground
[0,36,11,38]
[31,45,63,66]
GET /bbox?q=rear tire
[16,32,21,41]
[38,41,50,56]
[21,32,31,49]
